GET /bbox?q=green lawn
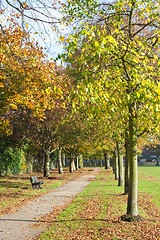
[138,166,160,207]
[138,166,160,179]
[38,167,160,240]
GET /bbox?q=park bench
[30,176,44,189]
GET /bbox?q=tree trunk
[69,154,75,173]
[73,159,76,171]
[112,150,115,174]
[58,147,63,174]
[107,153,110,169]
[75,156,79,170]
[37,151,43,172]
[124,129,130,194]
[104,152,110,169]
[114,147,119,180]
[156,156,160,166]
[26,152,33,174]
[62,153,65,166]
[28,162,33,174]
[79,154,83,168]
[100,155,103,167]
[85,159,87,166]
[44,150,50,177]
[127,104,138,217]
[104,152,107,169]
[94,158,96,167]
[117,142,124,186]
[89,159,91,167]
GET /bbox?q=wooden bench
[30,176,44,189]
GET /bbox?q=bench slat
[30,176,44,189]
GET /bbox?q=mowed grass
[138,166,160,207]
[38,167,160,240]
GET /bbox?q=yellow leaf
[25,23,28,29]
[60,36,65,42]
[95,41,99,47]
[72,102,76,108]
[68,52,72,58]
[66,38,70,43]
[0,83,4,88]
[45,88,50,95]
[10,103,18,110]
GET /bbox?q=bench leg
[31,182,43,189]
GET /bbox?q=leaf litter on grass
[0,168,96,217]
[37,168,160,240]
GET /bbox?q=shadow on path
[0,168,100,240]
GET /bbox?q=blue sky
[1,0,69,60]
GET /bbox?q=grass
[138,166,160,179]
[0,168,93,215]
[0,167,159,239]
[38,167,160,240]
[138,166,160,207]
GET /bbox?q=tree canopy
[61,0,160,220]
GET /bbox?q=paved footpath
[0,169,99,240]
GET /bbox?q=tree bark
[156,156,160,166]
[44,150,50,177]
[124,129,130,194]
[104,152,110,169]
[89,159,91,167]
[100,155,103,167]
[58,147,63,174]
[37,151,43,172]
[117,142,124,186]
[62,153,65,166]
[85,159,87,166]
[104,152,107,169]
[28,161,33,174]
[79,154,83,168]
[127,104,138,217]
[112,151,115,174]
[26,152,33,174]
[114,147,119,180]
[69,154,75,173]
[76,156,79,170]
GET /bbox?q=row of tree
[60,0,160,221]
[0,0,159,222]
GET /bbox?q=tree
[0,18,68,135]
[104,152,110,169]
[113,147,119,181]
[1,0,65,53]
[59,112,87,172]
[57,146,63,174]
[116,142,124,186]
[9,98,69,177]
[79,154,83,168]
[62,0,160,221]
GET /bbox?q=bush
[0,138,26,175]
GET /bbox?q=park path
[0,168,100,240]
